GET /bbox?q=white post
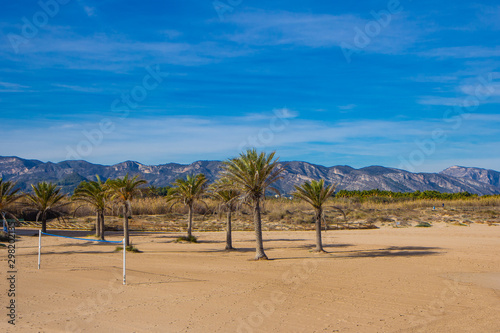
[123,238,126,285]
[38,230,41,270]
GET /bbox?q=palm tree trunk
[95,211,101,238]
[99,210,105,241]
[225,210,234,250]
[315,208,324,252]
[41,213,47,233]
[187,203,193,239]
[123,203,129,247]
[253,199,267,260]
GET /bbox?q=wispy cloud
[418,96,473,106]
[0,30,252,72]
[223,10,420,54]
[51,84,104,93]
[475,5,500,30]
[240,108,298,121]
[409,75,459,83]
[83,6,97,17]
[0,81,30,92]
[420,46,500,58]
[3,111,499,171]
[338,104,357,111]
[460,83,500,96]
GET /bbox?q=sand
[1,224,500,332]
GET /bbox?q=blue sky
[1,0,499,172]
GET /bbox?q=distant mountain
[0,156,499,195]
[440,166,500,188]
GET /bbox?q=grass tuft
[175,235,198,243]
[115,245,141,252]
[0,232,10,242]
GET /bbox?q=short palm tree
[72,176,109,240]
[222,149,284,260]
[293,179,345,252]
[24,182,69,233]
[209,177,241,250]
[167,174,208,241]
[0,179,24,230]
[107,174,147,247]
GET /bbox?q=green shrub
[0,232,10,242]
[175,235,198,243]
[115,245,141,252]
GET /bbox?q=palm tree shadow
[338,249,442,258]
[330,245,443,258]
[39,250,117,255]
[196,239,224,244]
[272,246,443,260]
[264,238,308,242]
[302,243,354,249]
[184,247,257,253]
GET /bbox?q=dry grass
[16,196,500,232]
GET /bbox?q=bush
[415,222,432,227]
[0,232,10,242]
[175,235,198,243]
[115,245,141,252]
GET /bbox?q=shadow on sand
[271,246,443,261]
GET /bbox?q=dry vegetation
[17,196,500,232]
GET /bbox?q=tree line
[0,149,341,259]
[4,150,492,258]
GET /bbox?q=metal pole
[123,238,126,285]
[38,230,41,269]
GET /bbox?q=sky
[1,0,499,172]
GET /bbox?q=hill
[0,156,499,195]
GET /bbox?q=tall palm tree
[107,174,147,247]
[293,179,345,252]
[72,176,108,240]
[167,174,208,240]
[209,177,240,250]
[221,149,284,260]
[0,179,23,230]
[24,182,69,233]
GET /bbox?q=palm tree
[209,178,240,250]
[221,149,284,260]
[107,174,147,247]
[24,182,69,233]
[0,179,23,230]
[293,179,345,252]
[72,176,108,240]
[167,174,208,240]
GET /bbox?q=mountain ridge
[0,156,499,195]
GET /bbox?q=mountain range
[0,156,499,195]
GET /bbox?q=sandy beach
[2,224,500,332]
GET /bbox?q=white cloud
[0,81,30,92]
[223,10,420,54]
[408,75,458,83]
[420,46,500,59]
[418,96,475,106]
[476,5,500,30]
[460,83,500,96]
[240,108,298,121]
[338,104,357,110]
[83,6,96,17]
[51,84,104,93]
[0,30,252,72]
[2,112,499,171]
